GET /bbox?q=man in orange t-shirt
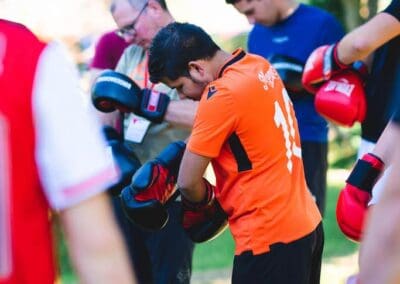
[148,22,323,284]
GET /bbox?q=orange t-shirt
[188,49,321,255]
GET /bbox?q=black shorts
[232,222,324,284]
[301,141,328,216]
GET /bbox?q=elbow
[349,37,375,59]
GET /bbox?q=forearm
[373,121,400,165]
[179,177,207,202]
[60,193,136,284]
[337,12,400,64]
[164,99,198,128]
[177,150,210,202]
[359,153,400,284]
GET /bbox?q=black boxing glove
[120,141,185,230]
[91,70,141,113]
[103,126,141,196]
[91,70,170,123]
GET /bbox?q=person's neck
[279,1,299,21]
[211,50,233,80]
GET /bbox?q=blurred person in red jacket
[0,19,136,284]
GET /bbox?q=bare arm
[359,124,400,284]
[371,121,400,165]
[177,149,211,202]
[60,193,136,284]
[164,99,198,128]
[337,12,400,64]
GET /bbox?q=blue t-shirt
[248,4,344,142]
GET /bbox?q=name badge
[125,114,151,143]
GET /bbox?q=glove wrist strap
[181,179,214,211]
[346,153,384,193]
[332,43,350,71]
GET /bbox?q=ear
[188,61,206,82]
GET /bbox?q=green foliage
[308,0,346,29]
[328,124,361,169]
[212,32,248,53]
[322,181,359,258]
[55,223,77,283]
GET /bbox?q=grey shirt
[116,45,190,162]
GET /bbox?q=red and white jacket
[0,20,118,284]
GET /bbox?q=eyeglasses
[116,1,148,38]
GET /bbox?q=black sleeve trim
[228,133,252,172]
[383,0,400,21]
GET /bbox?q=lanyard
[144,52,155,90]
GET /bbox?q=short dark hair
[225,0,240,4]
[149,22,220,84]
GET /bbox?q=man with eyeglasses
[92,0,197,283]
[114,1,148,38]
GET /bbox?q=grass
[192,229,235,271]
[322,176,359,259]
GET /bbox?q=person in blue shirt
[226,0,344,216]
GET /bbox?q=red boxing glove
[182,179,228,243]
[302,44,349,94]
[336,153,384,242]
[314,69,367,127]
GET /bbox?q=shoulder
[199,80,234,110]
[249,23,268,38]
[122,44,144,55]
[212,54,266,97]
[0,19,43,44]
[121,44,145,60]
[116,44,145,72]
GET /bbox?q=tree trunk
[367,0,379,19]
[340,0,362,31]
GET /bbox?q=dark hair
[225,0,240,4]
[155,0,168,10]
[148,22,220,83]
